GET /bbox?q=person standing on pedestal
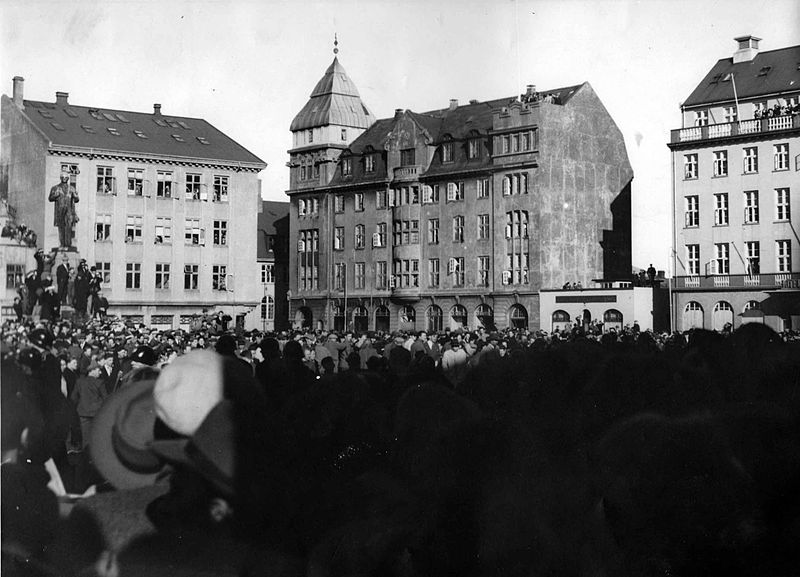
[56,253,70,305]
[48,169,79,249]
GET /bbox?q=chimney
[55,91,69,105]
[394,108,403,119]
[449,99,458,111]
[733,35,761,64]
[153,103,162,116]
[12,76,24,108]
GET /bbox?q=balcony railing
[671,115,800,144]
[673,272,799,289]
[393,165,421,180]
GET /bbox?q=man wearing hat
[56,253,70,305]
[48,168,80,249]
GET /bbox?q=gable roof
[18,99,265,168]
[290,57,375,132]
[683,45,800,107]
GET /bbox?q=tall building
[669,37,800,332]
[287,53,632,333]
[1,77,267,329]
[256,200,290,332]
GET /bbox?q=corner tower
[288,39,375,192]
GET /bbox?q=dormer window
[342,157,352,176]
[364,154,375,173]
[442,141,454,163]
[693,110,708,127]
[107,127,121,136]
[400,148,415,166]
[757,66,772,77]
[341,128,348,141]
[468,139,480,159]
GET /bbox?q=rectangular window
[684,196,699,227]
[334,263,345,290]
[213,175,229,202]
[686,244,700,276]
[376,190,387,210]
[334,195,345,213]
[468,139,480,159]
[307,129,313,143]
[155,217,172,244]
[96,214,112,241]
[125,215,143,242]
[723,106,738,123]
[714,193,729,226]
[452,216,464,243]
[96,262,111,286]
[155,263,170,290]
[502,135,511,154]
[342,158,352,176]
[776,240,792,273]
[400,148,415,165]
[97,166,115,194]
[127,168,144,196]
[477,214,490,240]
[354,192,364,212]
[744,191,759,224]
[213,220,227,245]
[776,188,791,221]
[125,263,141,289]
[354,262,365,289]
[446,181,464,202]
[298,229,320,291]
[451,257,465,287]
[505,210,529,239]
[442,142,454,163]
[334,226,345,250]
[261,263,275,284]
[185,218,202,245]
[743,147,758,174]
[684,154,698,179]
[354,224,365,249]
[374,222,387,248]
[477,178,490,198]
[774,143,789,171]
[694,110,708,126]
[376,261,387,290]
[427,258,440,287]
[478,256,490,287]
[745,241,760,275]
[60,164,79,186]
[156,171,173,198]
[713,151,728,177]
[393,259,419,288]
[427,218,439,245]
[715,243,730,275]
[5,264,24,290]
[185,173,202,200]
[212,265,227,291]
[502,173,529,195]
[364,155,375,173]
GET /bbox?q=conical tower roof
[290,57,375,132]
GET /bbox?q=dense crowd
[3,313,800,576]
[1,221,39,248]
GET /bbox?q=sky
[2,0,799,270]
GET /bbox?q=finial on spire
[333,33,339,55]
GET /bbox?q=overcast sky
[2,0,799,270]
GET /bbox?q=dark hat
[489,332,501,341]
[29,328,54,349]
[215,334,237,356]
[17,347,43,370]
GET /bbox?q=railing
[671,114,800,144]
[673,272,799,289]
[393,165,421,179]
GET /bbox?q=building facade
[257,200,290,332]
[287,55,632,333]
[1,77,267,329]
[669,37,800,332]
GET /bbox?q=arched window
[450,304,468,330]
[712,301,734,331]
[551,309,570,333]
[552,310,570,322]
[352,305,369,333]
[375,305,390,333]
[683,301,704,330]
[509,304,528,329]
[475,304,495,330]
[743,300,760,312]
[332,304,344,332]
[427,305,443,334]
[603,309,623,323]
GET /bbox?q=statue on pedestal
[48,169,79,249]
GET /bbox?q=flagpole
[731,73,741,120]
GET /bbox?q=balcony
[672,272,800,290]
[670,114,800,145]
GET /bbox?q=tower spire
[333,33,339,55]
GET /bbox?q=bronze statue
[49,170,79,248]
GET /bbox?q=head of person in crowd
[259,337,280,362]
[28,327,54,354]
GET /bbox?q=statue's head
[60,171,70,183]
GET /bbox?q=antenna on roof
[333,33,339,55]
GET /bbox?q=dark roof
[20,99,265,167]
[290,57,375,131]
[683,45,800,107]
[257,200,289,260]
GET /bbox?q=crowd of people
[1,221,38,248]
[753,101,800,119]
[3,311,800,576]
